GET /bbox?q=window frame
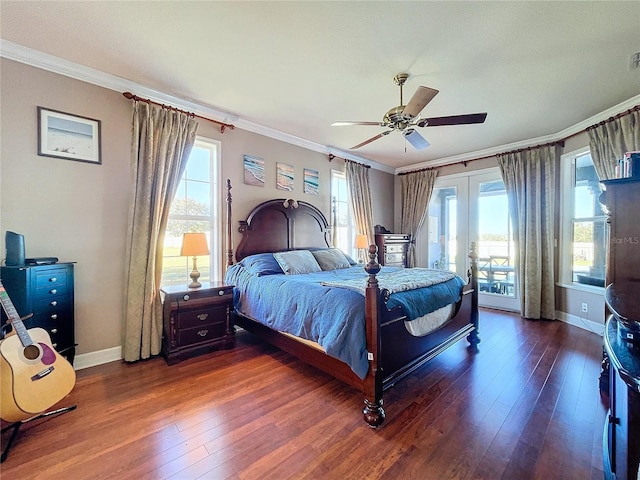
[330,169,357,259]
[161,136,222,287]
[558,146,606,293]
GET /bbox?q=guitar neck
[0,280,33,347]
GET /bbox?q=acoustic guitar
[0,280,76,423]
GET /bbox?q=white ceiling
[1,1,639,170]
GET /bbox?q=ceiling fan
[332,73,487,150]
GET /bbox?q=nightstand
[160,281,234,364]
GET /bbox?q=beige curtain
[345,160,375,261]
[400,169,437,267]
[587,107,640,180]
[123,102,199,361]
[497,145,559,320]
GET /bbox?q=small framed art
[304,168,319,195]
[37,107,102,164]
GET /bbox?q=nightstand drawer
[178,322,227,346]
[179,304,229,329]
[160,281,235,364]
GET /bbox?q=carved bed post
[362,244,385,427]
[226,179,234,268]
[467,242,480,350]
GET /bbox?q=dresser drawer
[384,244,406,254]
[33,294,71,313]
[385,253,406,264]
[179,304,229,329]
[34,268,69,289]
[178,322,227,346]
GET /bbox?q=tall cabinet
[600,178,640,480]
[0,263,76,364]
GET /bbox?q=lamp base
[188,256,201,288]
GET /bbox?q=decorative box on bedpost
[362,244,385,427]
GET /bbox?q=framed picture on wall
[304,168,319,195]
[243,154,265,187]
[276,163,294,191]
[37,107,102,164]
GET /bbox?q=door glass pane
[477,180,515,297]
[428,187,457,271]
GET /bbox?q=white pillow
[311,249,352,271]
[273,250,322,275]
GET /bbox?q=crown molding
[395,94,640,174]
[0,39,393,174]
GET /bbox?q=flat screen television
[5,231,26,266]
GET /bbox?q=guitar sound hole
[23,344,41,360]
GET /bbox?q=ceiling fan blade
[417,112,488,127]
[403,128,430,150]
[350,130,392,149]
[331,121,383,127]
[402,86,439,119]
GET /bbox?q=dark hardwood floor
[1,308,607,480]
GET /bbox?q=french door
[418,167,520,312]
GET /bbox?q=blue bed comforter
[225,264,464,379]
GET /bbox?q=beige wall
[0,58,395,360]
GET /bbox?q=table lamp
[180,232,209,288]
[354,234,369,263]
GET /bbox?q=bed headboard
[229,189,332,262]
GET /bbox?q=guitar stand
[1,404,77,463]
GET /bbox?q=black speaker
[5,231,25,266]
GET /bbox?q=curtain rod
[586,105,640,130]
[122,92,235,134]
[328,154,371,168]
[402,105,639,174]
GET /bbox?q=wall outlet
[581,302,588,313]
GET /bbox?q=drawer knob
[218,290,225,296]
[197,329,208,337]
[183,294,190,301]
[50,289,57,295]
[197,313,209,321]
[50,301,58,307]
[51,328,58,334]
[51,314,58,320]
[49,277,57,282]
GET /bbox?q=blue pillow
[241,253,283,276]
[273,250,322,275]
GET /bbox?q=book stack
[616,151,640,179]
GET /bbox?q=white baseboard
[555,310,604,337]
[73,346,122,370]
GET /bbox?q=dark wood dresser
[600,177,640,480]
[375,233,411,268]
[603,285,640,480]
[160,281,234,364]
[0,263,76,364]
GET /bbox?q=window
[161,137,221,286]
[331,170,357,259]
[560,149,606,288]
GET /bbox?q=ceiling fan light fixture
[403,128,430,150]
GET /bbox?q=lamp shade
[180,232,209,257]
[354,234,369,249]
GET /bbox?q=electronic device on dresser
[600,176,640,480]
